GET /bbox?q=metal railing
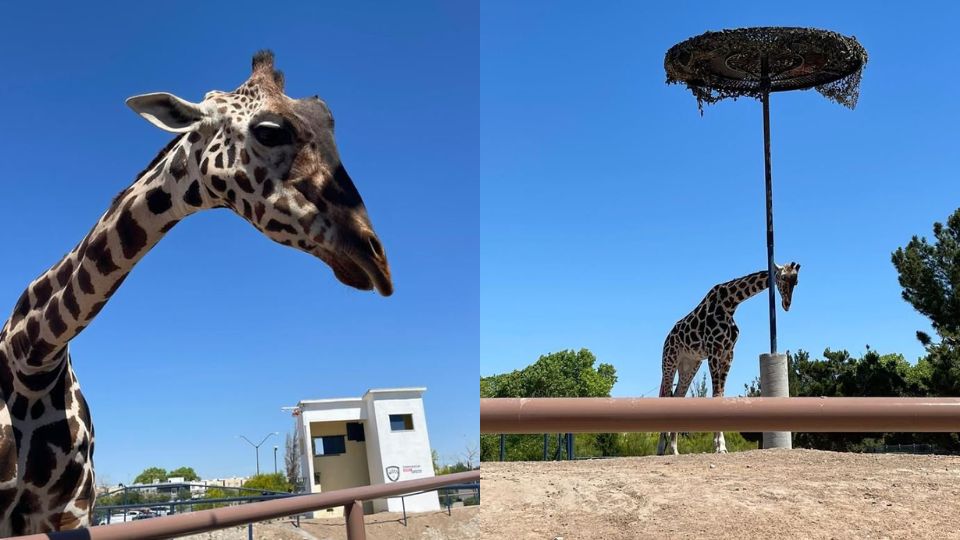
[14,470,478,540]
[480,397,960,433]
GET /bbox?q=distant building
[289,387,440,518]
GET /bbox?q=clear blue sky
[0,2,477,485]
[480,2,960,397]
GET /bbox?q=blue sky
[480,2,960,397]
[0,2,477,485]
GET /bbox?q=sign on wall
[385,466,400,482]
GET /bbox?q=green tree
[133,467,168,485]
[168,467,200,481]
[481,349,618,461]
[242,473,292,494]
[892,208,960,339]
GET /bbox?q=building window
[346,422,365,442]
[389,414,414,431]
[313,435,346,457]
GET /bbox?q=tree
[133,467,168,485]
[892,208,960,339]
[284,427,301,485]
[242,473,292,494]
[481,349,617,461]
[168,467,199,481]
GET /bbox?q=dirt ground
[480,449,960,540]
[177,507,479,540]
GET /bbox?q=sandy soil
[480,449,960,540]
[173,507,478,539]
[298,507,479,540]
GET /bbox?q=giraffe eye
[251,121,294,147]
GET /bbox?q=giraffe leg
[709,353,733,453]
[668,360,700,455]
[657,346,680,456]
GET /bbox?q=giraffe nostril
[368,236,384,259]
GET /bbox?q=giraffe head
[774,262,801,311]
[125,51,393,296]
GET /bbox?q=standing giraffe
[656,263,800,456]
[0,51,392,535]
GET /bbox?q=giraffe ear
[125,92,207,133]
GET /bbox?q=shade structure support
[761,54,777,354]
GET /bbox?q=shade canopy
[665,27,868,110]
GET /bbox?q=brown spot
[161,219,180,233]
[254,166,267,183]
[10,489,40,534]
[242,200,253,220]
[33,276,53,306]
[56,260,75,287]
[262,180,275,198]
[254,202,265,222]
[116,203,148,259]
[26,339,55,367]
[45,297,67,338]
[26,317,39,342]
[241,149,250,164]
[30,400,44,420]
[265,219,297,234]
[234,171,254,193]
[215,152,224,169]
[169,146,188,180]
[187,131,202,143]
[275,196,292,216]
[184,180,203,207]
[86,234,120,275]
[50,457,85,507]
[200,157,209,175]
[227,146,236,167]
[211,175,227,192]
[63,282,80,319]
[77,265,94,294]
[195,149,203,165]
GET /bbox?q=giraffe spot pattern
[184,180,203,207]
[265,219,296,234]
[55,261,74,288]
[86,235,119,275]
[116,204,147,259]
[169,147,188,180]
[146,187,173,215]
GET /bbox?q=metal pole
[247,523,253,540]
[274,446,278,475]
[401,495,407,526]
[345,500,366,540]
[542,434,548,461]
[255,448,260,476]
[480,397,960,433]
[761,54,777,354]
[498,434,505,461]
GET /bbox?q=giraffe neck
[715,270,772,313]
[1,134,213,382]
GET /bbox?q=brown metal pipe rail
[15,470,478,540]
[481,397,960,433]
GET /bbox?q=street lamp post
[273,446,279,475]
[238,432,279,476]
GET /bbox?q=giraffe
[655,262,800,456]
[0,51,392,535]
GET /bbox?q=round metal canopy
[665,27,868,110]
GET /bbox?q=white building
[290,387,440,518]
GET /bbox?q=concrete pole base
[759,353,792,449]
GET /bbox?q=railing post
[499,434,505,460]
[401,495,407,526]
[247,523,253,540]
[345,500,366,540]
